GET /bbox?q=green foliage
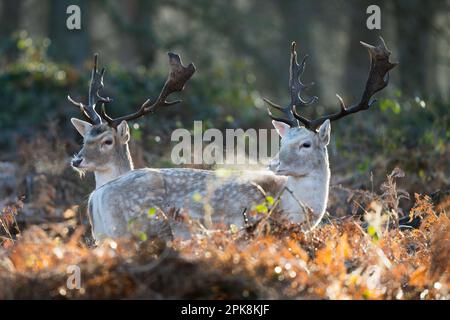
[380,98,401,114]
[147,207,156,217]
[253,196,278,215]
[0,33,448,197]
[330,93,448,195]
[138,232,148,242]
[367,225,380,242]
[265,196,275,206]
[255,203,268,214]
[0,32,264,149]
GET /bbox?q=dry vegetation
[0,191,448,300]
[0,0,448,301]
[0,183,449,298]
[0,131,448,300]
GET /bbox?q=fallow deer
[70,38,396,242]
[69,52,195,240]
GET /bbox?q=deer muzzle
[71,157,83,168]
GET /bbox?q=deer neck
[280,158,330,221]
[94,143,134,189]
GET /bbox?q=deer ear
[272,120,290,138]
[71,118,92,137]
[318,120,331,146]
[117,120,130,144]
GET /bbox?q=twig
[283,187,314,232]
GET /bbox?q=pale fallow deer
[70,38,396,243]
[69,52,195,241]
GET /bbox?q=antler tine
[67,95,92,123]
[68,54,111,125]
[264,41,317,128]
[293,37,398,131]
[88,54,112,110]
[99,103,115,127]
[263,98,297,127]
[101,52,196,128]
[290,42,318,108]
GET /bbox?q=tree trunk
[392,0,439,97]
[130,0,158,67]
[275,0,322,100]
[48,0,89,66]
[342,0,380,101]
[0,0,22,61]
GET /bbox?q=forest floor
[0,135,449,299]
[0,175,450,299]
[0,191,448,299]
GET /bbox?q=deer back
[88,168,287,240]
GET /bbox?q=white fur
[71,118,92,137]
[74,119,332,242]
[94,167,128,189]
[281,170,330,227]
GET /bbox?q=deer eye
[301,142,311,148]
[103,139,113,146]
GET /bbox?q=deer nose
[71,158,83,168]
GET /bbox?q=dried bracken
[0,189,448,299]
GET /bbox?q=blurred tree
[0,0,22,61]
[48,0,90,66]
[129,0,159,66]
[167,0,276,86]
[274,0,322,100]
[342,0,380,101]
[101,0,159,67]
[392,0,447,98]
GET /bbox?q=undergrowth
[0,177,448,300]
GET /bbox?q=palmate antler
[264,42,317,128]
[68,54,112,125]
[100,52,196,128]
[69,53,196,128]
[266,37,398,131]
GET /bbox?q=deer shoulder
[91,168,287,236]
[88,168,168,240]
[159,169,287,216]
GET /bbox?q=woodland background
[0,0,449,299]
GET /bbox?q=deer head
[266,38,397,176]
[69,53,195,187]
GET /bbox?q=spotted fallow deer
[69,52,195,240]
[70,38,396,243]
